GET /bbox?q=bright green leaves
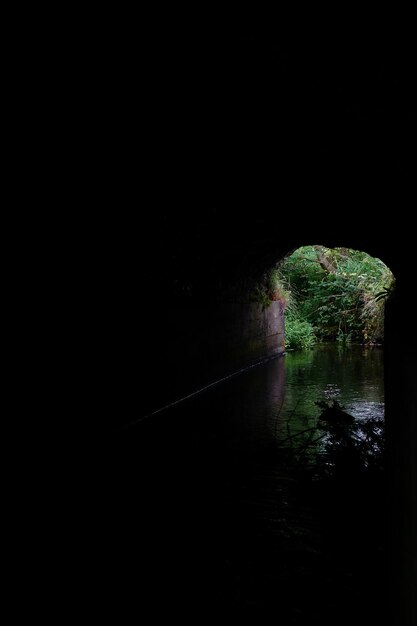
[279,245,394,346]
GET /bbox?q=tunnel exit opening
[269,244,395,351]
[261,243,395,471]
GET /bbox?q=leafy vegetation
[278,245,394,349]
[249,267,291,309]
[284,316,316,350]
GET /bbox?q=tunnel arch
[64,22,417,622]
[136,233,414,624]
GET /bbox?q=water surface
[110,343,386,621]
[276,343,384,440]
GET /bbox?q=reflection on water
[185,343,385,470]
[131,342,386,619]
[275,344,384,443]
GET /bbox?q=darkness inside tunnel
[54,24,416,624]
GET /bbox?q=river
[196,343,385,463]
[101,344,386,622]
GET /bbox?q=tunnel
[60,27,415,624]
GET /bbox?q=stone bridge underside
[65,29,415,624]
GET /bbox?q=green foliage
[279,246,394,345]
[249,267,292,310]
[336,328,352,345]
[249,284,272,308]
[266,268,291,305]
[374,286,394,302]
[285,316,316,350]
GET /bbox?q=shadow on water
[276,343,384,436]
[274,344,385,469]
[204,345,387,622]
[96,344,386,622]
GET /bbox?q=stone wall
[137,301,285,419]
